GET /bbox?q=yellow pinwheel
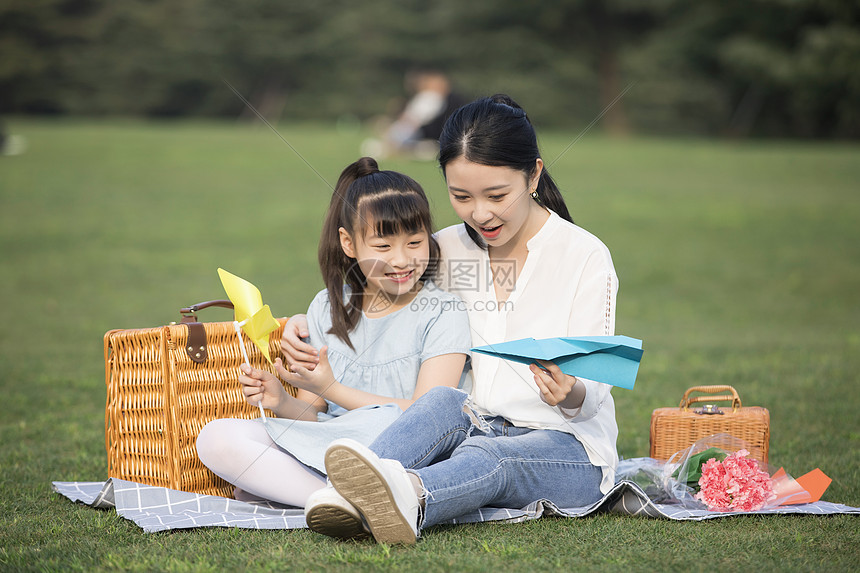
[218,268,281,419]
[218,268,280,362]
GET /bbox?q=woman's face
[445,156,545,250]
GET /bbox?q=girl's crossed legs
[196,418,325,507]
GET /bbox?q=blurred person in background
[362,70,465,160]
[0,121,26,156]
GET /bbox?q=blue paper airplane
[471,335,643,390]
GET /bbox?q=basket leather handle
[179,299,234,323]
[680,385,742,411]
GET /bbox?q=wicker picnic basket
[650,385,770,463]
[104,300,296,498]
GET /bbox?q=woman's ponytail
[535,169,573,224]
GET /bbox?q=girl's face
[339,223,430,306]
[445,156,546,250]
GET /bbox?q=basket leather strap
[184,322,208,364]
[179,300,234,364]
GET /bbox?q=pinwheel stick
[233,319,266,421]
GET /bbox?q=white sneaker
[304,485,370,541]
[324,438,420,545]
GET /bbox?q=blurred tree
[714,0,860,137]
[0,0,857,137]
[526,0,662,135]
[0,0,79,113]
[626,0,860,137]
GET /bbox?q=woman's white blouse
[435,210,620,493]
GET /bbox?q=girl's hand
[274,346,336,397]
[238,363,289,411]
[280,314,319,371]
[529,360,578,407]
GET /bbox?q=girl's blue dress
[262,281,471,473]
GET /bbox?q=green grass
[1,119,858,572]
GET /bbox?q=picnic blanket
[53,477,860,534]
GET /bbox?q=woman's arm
[280,314,319,370]
[276,350,466,411]
[529,360,586,409]
[531,249,617,413]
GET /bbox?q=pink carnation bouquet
[695,449,776,512]
[659,435,830,511]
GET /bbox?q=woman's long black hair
[438,94,573,247]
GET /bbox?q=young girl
[195,157,471,524]
[286,95,620,544]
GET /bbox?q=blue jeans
[369,386,604,529]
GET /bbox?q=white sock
[196,418,325,507]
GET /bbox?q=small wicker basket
[104,302,295,497]
[650,385,770,463]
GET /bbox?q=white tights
[196,418,326,507]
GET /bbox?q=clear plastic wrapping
[617,433,815,511]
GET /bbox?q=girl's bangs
[357,191,429,238]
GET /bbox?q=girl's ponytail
[353,156,379,178]
[318,157,437,350]
[318,157,379,350]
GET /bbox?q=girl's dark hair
[438,94,573,247]
[319,156,439,349]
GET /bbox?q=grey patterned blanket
[52,478,859,534]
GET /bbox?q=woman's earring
[530,188,539,200]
